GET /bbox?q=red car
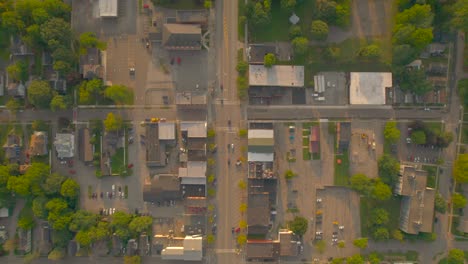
[127,163,134,169]
[177,57,181,65]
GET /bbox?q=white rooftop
[248,129,274,139]
[249,65,304,87]
[179,161,206,185]
[349,72,392,105]
[161,235,203,261]
[248,152,274,162]
[158,122,175,140]
[54,133,75,159]
[99,0,118,17]
[181,121,207,138]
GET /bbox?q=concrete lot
[306,72,348,106]
[71,0,137,36]
[349,120,384,178]
[315,187,360,258]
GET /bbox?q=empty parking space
[314,187,360,257]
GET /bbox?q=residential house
[7,82,25,98]
[49,78,67,95]
[0,207,8,218]
[29,131,48,156]
[395,165,436,235]
[247,44,277,64]
[3,133,21,161]
[54,133,75,159]
[162,24,202,51]
[17,228,31,255]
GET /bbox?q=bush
[284,170,296,180]
[291,37,309,55]
[237,76,248,99]
[289,25,302,39]
[207,128,216,138]
[311,20,329,40]
[239,129,247,138]
[236,61,248,75]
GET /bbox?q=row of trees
[79,79,134,105]
[408,121,453,148]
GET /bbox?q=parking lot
[305,72,348,106]
[314,187,361,258]
[349,121,384,178]
[397,122,441,164]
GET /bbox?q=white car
[339,225,344,230]
[316,198,322,203]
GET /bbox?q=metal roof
[99,0,118,17]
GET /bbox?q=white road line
[214,249,236,253]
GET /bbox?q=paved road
[212,0,245,264]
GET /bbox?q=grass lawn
[360,196,401,237]
[425,121,442,134]
[248,0,316,42]
[151,0,203,9]
[462,124,468,144]
[110,147,126,175]
[302,148,311,160]
[334,150,349,186]
[423,165,437,189]
[31,155,49,164]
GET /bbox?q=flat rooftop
[349,72,392,105]
[99,0,118,17]
[249,65,304,87]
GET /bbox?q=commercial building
[143,174,181,203]
[245,229,299,262]
[161,235,203,261]
[145,122,176,167]
[395,165,435,235]
[79,128,93,163]
[162,24,202,51]
[54,133,75,159]
[349,72,392,105]
[249,65,304,87]
[248,129,274,163]
[99,0,118,17]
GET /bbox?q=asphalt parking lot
[397,122,441,164]
[306,72,348,106]
[349,121,384,178]
[314,187,360,258]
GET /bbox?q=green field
[334,150,349,186]
[360,196,401,237]
[110,147,126,175]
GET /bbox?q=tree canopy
[454,154,468,183]
[60,178,80,199]
[104,112,124,132]
[69,210,98,232]
[392,4,434,52]
[50,95,67,111]
[372,181,392,201]
[378,154,400,186]
[310,20,329,41]
[373,227,389,240]
[350,173,372,195]
[27,80,54,108]
[448,249,465,264]
[289,216,308,236]
[352,237,368,249]
[104,85,134,105]
[263,53,276,68]
[451,0,468,32]
[384,121,401,144]
[452,193,467,210]
[291,37,309,55]
[79,32,107,53]
[129,216,153,234]
[370,208,389,225]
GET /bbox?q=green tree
[7,176,30,196]
[32,120,48,131]
[7,60,28,82]
[289,216,308,236]
[435,192,447,213]
[284,169,296,180]
[280,0,296,11]
[111,211,133,239]
[358,44,380,59]
[350,173,372,195]
[129,216,153,234]
[204,0,212,9]
[352,237,368,249]
[53,60,72,76]
[392,229,404,241]
[237,234,247,245]
[79,32,106,54]
[292,37,309,55]
[368,253,381,264]
[92,221,110,241]
[263,53,276,68]
[408,27,433,50]
[451,0,468,32]
[48,248,65,260]
[372,181,392,201]
[452,193,467,209]
[60,178,80,199]
[69,210,98,232]
[18,206,35,230]
[46,198,72,230]
[6,98,21,113]
[372,227,389,240]
[392,44,417,66]
[310,20,329,41]
[206,234,215,244]
[395,4,433,28]
[314,240,326,254]
[236,60,248,75]
[289,25,302,39]
[237,75,248,99]
[79,79,104,104]
[370,208,389,225]
[378,154,400,186]
[32,196,48,219]
[454,154,468,183]
[347,254,364,264]
[40,17,71,49]
[315,0,337,24]
[1,11,25,33]
[447,249,464,264]
[32,8,50,25]
[42,173,65,195]
[384,121,401,144]
[50,95,67,111]
[411,130,426,145]
[75,229,93,247]
[104,85,134,105]
[104,112,123,132]
[27,80,53,108]
[23,24,45,49]
[124,255,142,264]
